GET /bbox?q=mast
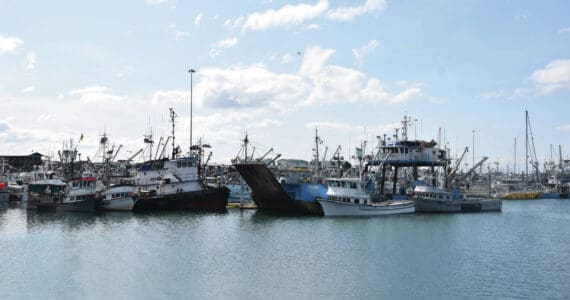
[189,69,196,153]
[525,110,528,184]
[243,134,249,162]
[314,128,321,171]
[514,137,517,176]
[170,108,177,159]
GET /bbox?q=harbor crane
[446,146,469,183]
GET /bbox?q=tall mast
[244,134,249,162]
[525,110,528,183]
[314,128,321,171]
[189,69,196,153]
[514,137,517,176]
[170,108,176,159]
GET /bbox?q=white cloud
[162,46,421,115]
[209,37,238,58]
[327,0,386,21]
[68,85,126,104]
[0,35,23,55]
[22,86,36,93]
[326,0,386,21]
[194,63,309,110]
[298,46,421,106]
[25,52,36,70]
[531,59,570,94]
[241,0,329,32]
[194,13,203,26]
[151,89,189,105]
[145,0,168,5]
[558,27,570,34]
[230,0,384,32]
[352,39,379,67]
[216,37,238,48]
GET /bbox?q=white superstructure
[318,178,415,217]
[134,157,203,196]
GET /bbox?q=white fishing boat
[98,183,138,211]
[317,178,415,217]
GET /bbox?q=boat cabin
[413,185,463,201]
[325,178,371,205]
[374,140,447,166]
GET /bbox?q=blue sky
[1,0,569,170]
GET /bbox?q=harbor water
[1,200,569,299]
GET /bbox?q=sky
[1,0,570,171]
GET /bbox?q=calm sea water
[1,200,569,299]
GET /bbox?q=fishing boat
[27,176,97,212]
[132,108,228,212]
[133,157,228,211]
[233,131,330,215]
[98,182,138,211]
[317,178,415,217]
[414,184,502,212]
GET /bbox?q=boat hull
[97,196,138,211]
[27,198,96,212]
[415,198,502,213]
[233,163,325,215]
[133,187,229,212]
[317,199,415,217]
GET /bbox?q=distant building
[0,153,44,172]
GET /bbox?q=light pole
[189,68,196,153]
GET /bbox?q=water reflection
[26,211,99,231]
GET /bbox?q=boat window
[439,195,443,199]
[351,182,357,189]
[355,199,359,204]
[177,162,181,168]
